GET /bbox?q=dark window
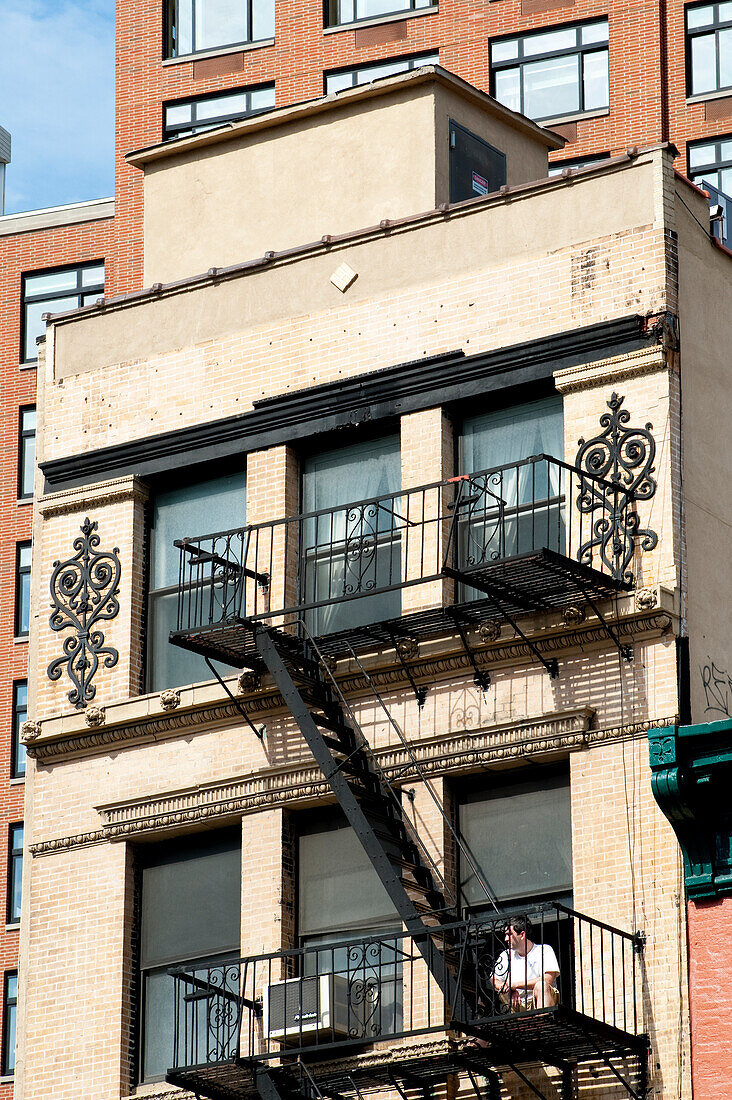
[491,20,609,123]
[163,84,275,140]
[458,767,572,913]
[138,829,241,1082]
[448,120,507,202]
[548,151,611,176]
[7,825,23,925]
[21,262,104,363]
[15,543,31,638]
[326,0,432,28]
[686,2,732,97]
[166,0,274,57]
[11,683,27,780]
[18,406,36,500]
[147,470,246,692]
[301,435,401,635]
[325,52,438,93]
[1,972,17,1076]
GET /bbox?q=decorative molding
[21,720,41,742]
[38,474,149,517]
[85,705,106,727]
[575,392,658,583]
[26,609,674,763]
[636,587,658,610]
[478,621,501,642]
[30,710,678,856]
[553,344,667,393]
[47,519,122,708]
[159,688,181,711]
[41,316,652,491]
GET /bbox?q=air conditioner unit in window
[263,974,351,1043]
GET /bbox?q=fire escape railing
[168,903,646,1077]
[173,454,637,645]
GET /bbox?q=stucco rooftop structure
[20,72,732,1100]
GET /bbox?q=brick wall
[686,896,732,1099]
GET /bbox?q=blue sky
[0,0,115,214]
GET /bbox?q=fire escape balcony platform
[171,547,629,672]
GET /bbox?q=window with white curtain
[147,470,246,691]
[301,436,401,635]
[459,396,564,565]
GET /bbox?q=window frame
[685,1,732,98]
[165,0,274,58]
[324,51,438,92]
[6,824,23,926]
[687,133,732,192]
[490,18,609,124]
[1,971,17,1077]
[21,261,104,364]
[325,0,434,31]
[11,682,27,781]
[15,542,31,639]
[17,405,36,501]
[163,83,275,140]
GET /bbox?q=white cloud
[0,0,115,213]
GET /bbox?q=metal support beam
[444,569,558,678]
[447,612,491,692]
[390,632,428,708]
[576,584,633,663]
[203,656,265,741]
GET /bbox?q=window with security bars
[686,2,732,97]
[326,0,433,28]
[163,84,275,140]
[166,0,274,57]
[491,20,609,123]
[325,52,438,93]
[147,469,246,691]
[298,814,401,1039]
[21,262,103,363]
[11,682,27,780]
[301,435,401,636]
[138,830,241,1082]
[18,406,36,500]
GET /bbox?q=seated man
[492,917,560,1011]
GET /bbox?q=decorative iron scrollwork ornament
[575,393,658,584]
[47,518,121,709]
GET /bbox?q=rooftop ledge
[44,143,673,331]
[0,196,113,237]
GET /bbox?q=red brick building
[1,0,731,1093]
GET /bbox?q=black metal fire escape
[167,447,654,1100]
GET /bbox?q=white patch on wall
[330,262,358,293]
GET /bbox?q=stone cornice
[553,345,667,393]
[29,710,677,856]
[38,474,149,518]
[26,607,674,763]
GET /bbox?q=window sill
[4,924,19,933]
[17,497,32,506]
[19,360,37,371]
[324,5,438,34]
[542,107,609,127]
[9,778,25,787]
[13,637,28,646]
[162,38,275,66]
[686,88,732,105]
[0,1075,14,1084]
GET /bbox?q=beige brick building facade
[18,72,732,1100]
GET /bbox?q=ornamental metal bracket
[47,518,121,708]
[575,393,658,584]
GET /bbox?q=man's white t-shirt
[493,942,560,1006]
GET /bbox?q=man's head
[504,917,534,953]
